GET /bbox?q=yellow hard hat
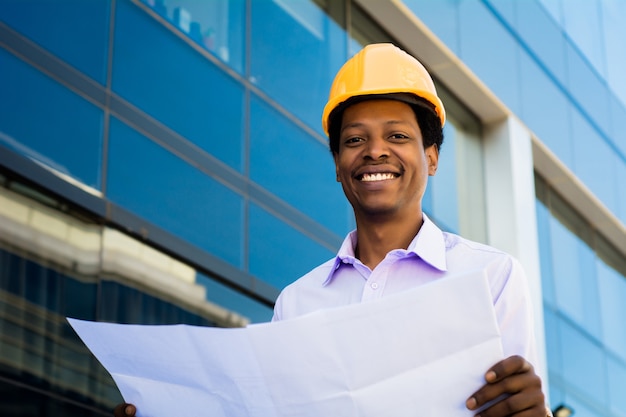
[322,43,446,136]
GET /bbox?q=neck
[354,213,424,270]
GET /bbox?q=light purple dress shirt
[272,214,539,367]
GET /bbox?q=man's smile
[358,172,399,182]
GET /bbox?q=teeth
[361,172,396,182]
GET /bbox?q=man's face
[333,99,439,220]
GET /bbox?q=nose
[364,135,389,160]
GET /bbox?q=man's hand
[113,403,136,417]
[466,355,546,416]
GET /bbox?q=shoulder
[442,231,527,296]
[443,231,517,267]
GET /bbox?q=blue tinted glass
[571,110,618,214]
[140,0,245,74]
[63,278,97,321]
[0,49,104,189]
[617,158,626,226]
[550,217,602,338]
[248,203,335,290]
[597,260,626,361]
[107,116,244,267]
[543,308,562,375]
[514,0,567,83]
[0,0,110,85]
[565,42,611,130]
[607,356,626,415]
[429,123,459,233]
[24,260,59,310]
[518,52,573,168]
[249,94,352,235]
[456,1,521,113]
[559,318,608,406]
[535,199,555,305]
[562,0,606,78]
[196,273,273,324]
[609,95,626,158]
[402,0,461,55]
[250,0,347,135]
[604,2,626,127]
[113,0,245,171]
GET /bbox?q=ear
[333,152,341,182]
[425,145,439,176]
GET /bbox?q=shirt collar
[323,213,448,286]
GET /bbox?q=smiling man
[271,43,550,417]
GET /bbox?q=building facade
[0,0,624,416]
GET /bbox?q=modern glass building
[0,0,624,416]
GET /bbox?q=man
[115,43,548,416]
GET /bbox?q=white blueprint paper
[68,270,503,417]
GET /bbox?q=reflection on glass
[107,117,245,268]
[597,259,626,361]
[196,273,274,324]
[248,202,335,289]
[141,0,245,74]
[559,318,608,407]
[250,0,347,134]
[249,94,350,235]
[0,246,218,415]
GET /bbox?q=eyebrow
[340,120,409,134]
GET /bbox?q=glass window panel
[113,0,245,171]
[196,273,273,324]
[63,277,97,321]
[603,0,626,111]
[597,260,626,361]
[550,217,602,338]
[536,198,556,306]
[457,1,521,114]
[140,0,245,74]
[561,0,606,77]
[565,42,611,130]
[543,308,562,376]
[571,110,618,215]
[559,318,608,406]
[538,0,563,25]
[0,49,104,190]
[249,94,352,235]
[609,95,626,158]
[23,260,60,311]
[250,0,347,135]
[618,158,626,226]
[0,0,110,84]
[107,116,244,268]
[607,356,626,416]
[518,51,573,168]
[514,0,567,84]
[429,122,459,233]
[248,202,335,290]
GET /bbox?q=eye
[343,136,364,145]
[389,133,410,141]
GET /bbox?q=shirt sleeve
[493,256,540,371]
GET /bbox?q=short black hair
[327,94,444,155]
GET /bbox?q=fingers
[113,403,136,417]
[485,355,532,383]
[467,356,544,416]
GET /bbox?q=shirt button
[371,282,379,290]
